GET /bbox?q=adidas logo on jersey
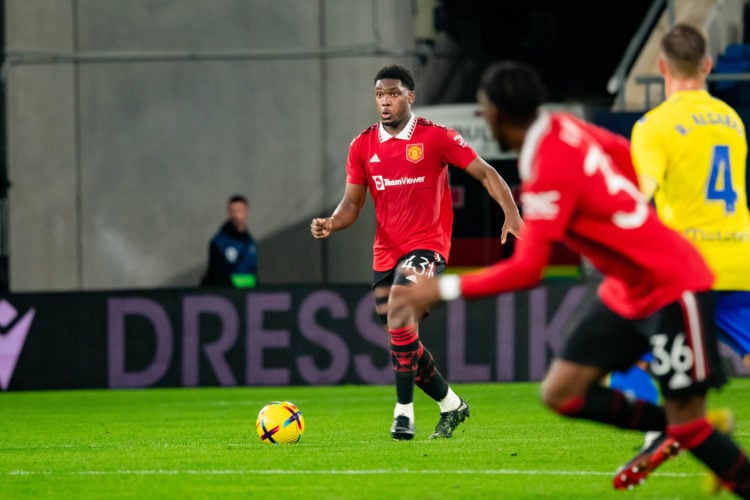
[370,154,381,163]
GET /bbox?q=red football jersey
[461,112,714,319]
[346,114,478,271]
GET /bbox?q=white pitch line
[5,469,702,478]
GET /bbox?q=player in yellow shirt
[611,23,750,493]
[632,24,750,368]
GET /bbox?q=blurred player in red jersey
[310,65,522,440]
[608,23,750,493]
[391,61,750,496]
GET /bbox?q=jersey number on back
[706,145,737,214]
[584,145,648,229]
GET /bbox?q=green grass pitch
[2,380,748,499]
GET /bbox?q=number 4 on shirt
[706,145,738,214]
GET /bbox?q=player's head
[659,23,711,85]
[227,194,249,231]
[374,65,415,91]
[373,65,415,131]
[477,61,546,151]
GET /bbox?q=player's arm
[310,182,366,239]
[464,156,524,243]
[390,228,550,316]
[446,229,549,298]
[629,117,666,202]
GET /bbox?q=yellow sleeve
[630,116,667,194]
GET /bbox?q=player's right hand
[310,217,334,239]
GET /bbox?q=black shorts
[371,250,447,325]
[372,249,447,289]
[562,292,727,399]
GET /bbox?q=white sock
[394,402,414,420]
[643,431,662,449]
[438,388,462,413]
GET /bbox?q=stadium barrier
[1,283,746,391]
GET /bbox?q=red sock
[666,418,713,449]
[669,417,750,497]
[389,324,419,404]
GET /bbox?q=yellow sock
[706,408,735,434]
[702,408,736,494]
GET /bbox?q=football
[255,401,305,444]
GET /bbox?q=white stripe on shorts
[682,291,707,381]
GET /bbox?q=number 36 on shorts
[649,333,697,391]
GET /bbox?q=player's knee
[539,378,565,411]
[387,286,418,328]
[540,377,585,415]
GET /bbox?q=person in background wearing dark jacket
[200,194,258,288]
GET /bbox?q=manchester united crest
[406,143,424,163]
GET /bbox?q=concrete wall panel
[6,65,78,290]
[4,0,418,291]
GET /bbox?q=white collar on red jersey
[519,110,551,182]
[378,113,417,142]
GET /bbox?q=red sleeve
[460,225,552,298]
[345,136,367,185]
[441,127,478,169]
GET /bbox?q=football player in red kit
[311,65,522,440]
[392,61,750,497]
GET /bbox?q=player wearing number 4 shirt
[310,65,523,441]
[609,22,750,494]
[631,36,750,367]
[392,61,750,497]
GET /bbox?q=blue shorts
[715,290,750,358]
